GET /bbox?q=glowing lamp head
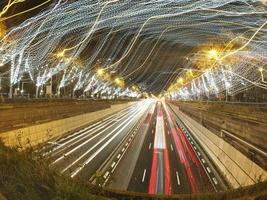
[97,68,105,76]
[115,77,124,88]
[115,77,120,84]
[178,77,184,84]
[57,51,65,58]
[207,49,219,60]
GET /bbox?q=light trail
[0,0,266,97]
[0,0,52,22]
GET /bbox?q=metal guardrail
[221,129,267,158]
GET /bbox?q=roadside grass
[0,140,266,200]
[0,141,109,200]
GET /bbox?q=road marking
[104,171,109,179]
[117,154,121,159]
[190,141,193,144]
[212,177,218,185]
[206,167,211,173]
[149,143,152,149]
[188,137,191,140]
[111,161,116,168]
[197,151,201,156]
[201,158,206,163]
[122,147,125,152]
[170,144,174,151]
[142,169,147,182]
[125,142,128,146]
[193,146,197,150]
[48,141,60,146]
[176,171,180,185]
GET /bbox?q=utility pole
[36,86,39,99]
[226,88,228,103]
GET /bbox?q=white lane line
[206,167,211,173]
[170,144,174,151]
[111,162,116,168]
[193,146,197,150]
[104,171,109,179]
[197,152,201,156]
[117,154,121,159]
[149,143,152,150]
[48,109,133,157]
[142,169,146,182]
[56,109,127,144]
[48,141,60,146]
[51,113,127,166]
[60,107,143,172]
[69,105,148,177]
[212,177,218,185]
[176,171,180,185]
[201,158,206,164]
[122,147,125,152]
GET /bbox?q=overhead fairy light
[0,0,266,98]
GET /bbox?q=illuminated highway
[40,100,228,194]
[0,0,267,199]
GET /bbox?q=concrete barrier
[0,102,134,148]
[171,106,267,188]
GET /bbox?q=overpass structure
[0,0,267,199]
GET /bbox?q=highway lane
[163,101,215,193]
[41,106,133,156]
[127,102,172,195]
[40,98,226,194]
[127,101,157,193]
[162,105,192,194]
[41,100,153,181]
[124,100,225,194]
[148,102,171,195]
[168,103,229,191]
[107,102,156,190]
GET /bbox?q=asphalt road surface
[41,99,227,195]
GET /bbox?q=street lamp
[97,68,105,76]
[56,50,65,58]
[207,49,219,60]
[114,77,125,88]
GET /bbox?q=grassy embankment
[0,140,267,200]
[0,141,110,200]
